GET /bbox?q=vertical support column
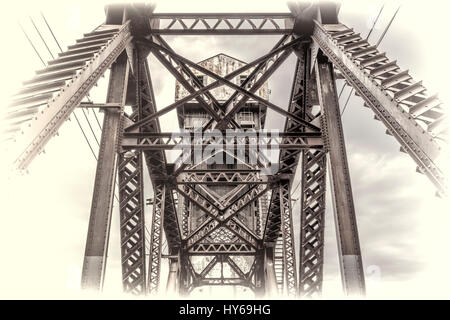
[148,184,166,295]
[181,198,190,238]
[117,46,148,295]
[279,181,298,297]
[264,246,278,297]
[253,252,266,298]
[315,55,365,296]
[118,150,147,294]
[274,237,285,294]
[166,256,179,296]
[298,149,327,297]
[179,252,191,296]
[81,54,129,291]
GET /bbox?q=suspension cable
[18,22,45,66]
[29,16,54,59]
[40,11,63,52]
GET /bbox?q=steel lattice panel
[118,152,147,294]
[298,150,327,297]
[148,184,165,294]
[279,181,298,296]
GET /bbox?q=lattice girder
[312,22,447,195]
[118,151,147,294]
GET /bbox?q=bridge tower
[174,53,270,296]
[1,2,447,298]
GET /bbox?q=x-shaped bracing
[124,36,319,133]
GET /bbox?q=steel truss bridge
[1,2,448,298]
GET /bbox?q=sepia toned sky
[0,0,449,299]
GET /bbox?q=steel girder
[279,181,298,296]
[290,46,328,298]
[147,13,294,35]
[253,253,266,296]
[179,253,191,296]
[138,35,304,295]
[190,243,255,255]
[125,35,299,133]
[179,186,262,252]
[263,45,326,297]
[148,184,165,295]
[9,23,132,170]
[133,53,181,294]
[81,54,130,291]
[124,10,182,294]
[263,182,298,297]
[182,183,267,250]
[263,45,317,243]
[107,18,181,292]
[117,48,148,295]
[118,151,147,294]
[153,35,229,125]
[126,36,310,133]
[315,54,365,296]
[312,22,447,196]
[264,246,278,296]
[140,39,320,133]
[135,56,181,252]
[274,237,285,294]
[181,254,262,293]
[121,131,323,151]
[298,150,327,297]
[166,257,180,295]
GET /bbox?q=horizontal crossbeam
[149,13,293,35]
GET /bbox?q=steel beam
[312,21,446,195]
[315,55,365,296]
[263,45,320,248]
[134,53,181,252]
[298,150,327,297]
[147,13,293,35]
[118,151,147,294]
[13,22,132,170]
[143,39,320,132]
[264,246,278,297]
[289,45,328,298]
[154,36,229,125]
[122,143,322,151]
[148,184,166,295]
[179,253,191,296]
[116,45,149,295]
[81,54,129,291]
[166,257,179,296]
[253,253,266,297]
[279,181,298,297]
[126,36,303,132]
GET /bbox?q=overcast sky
[0,0,449,299]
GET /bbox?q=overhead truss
[3,2,447,299]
